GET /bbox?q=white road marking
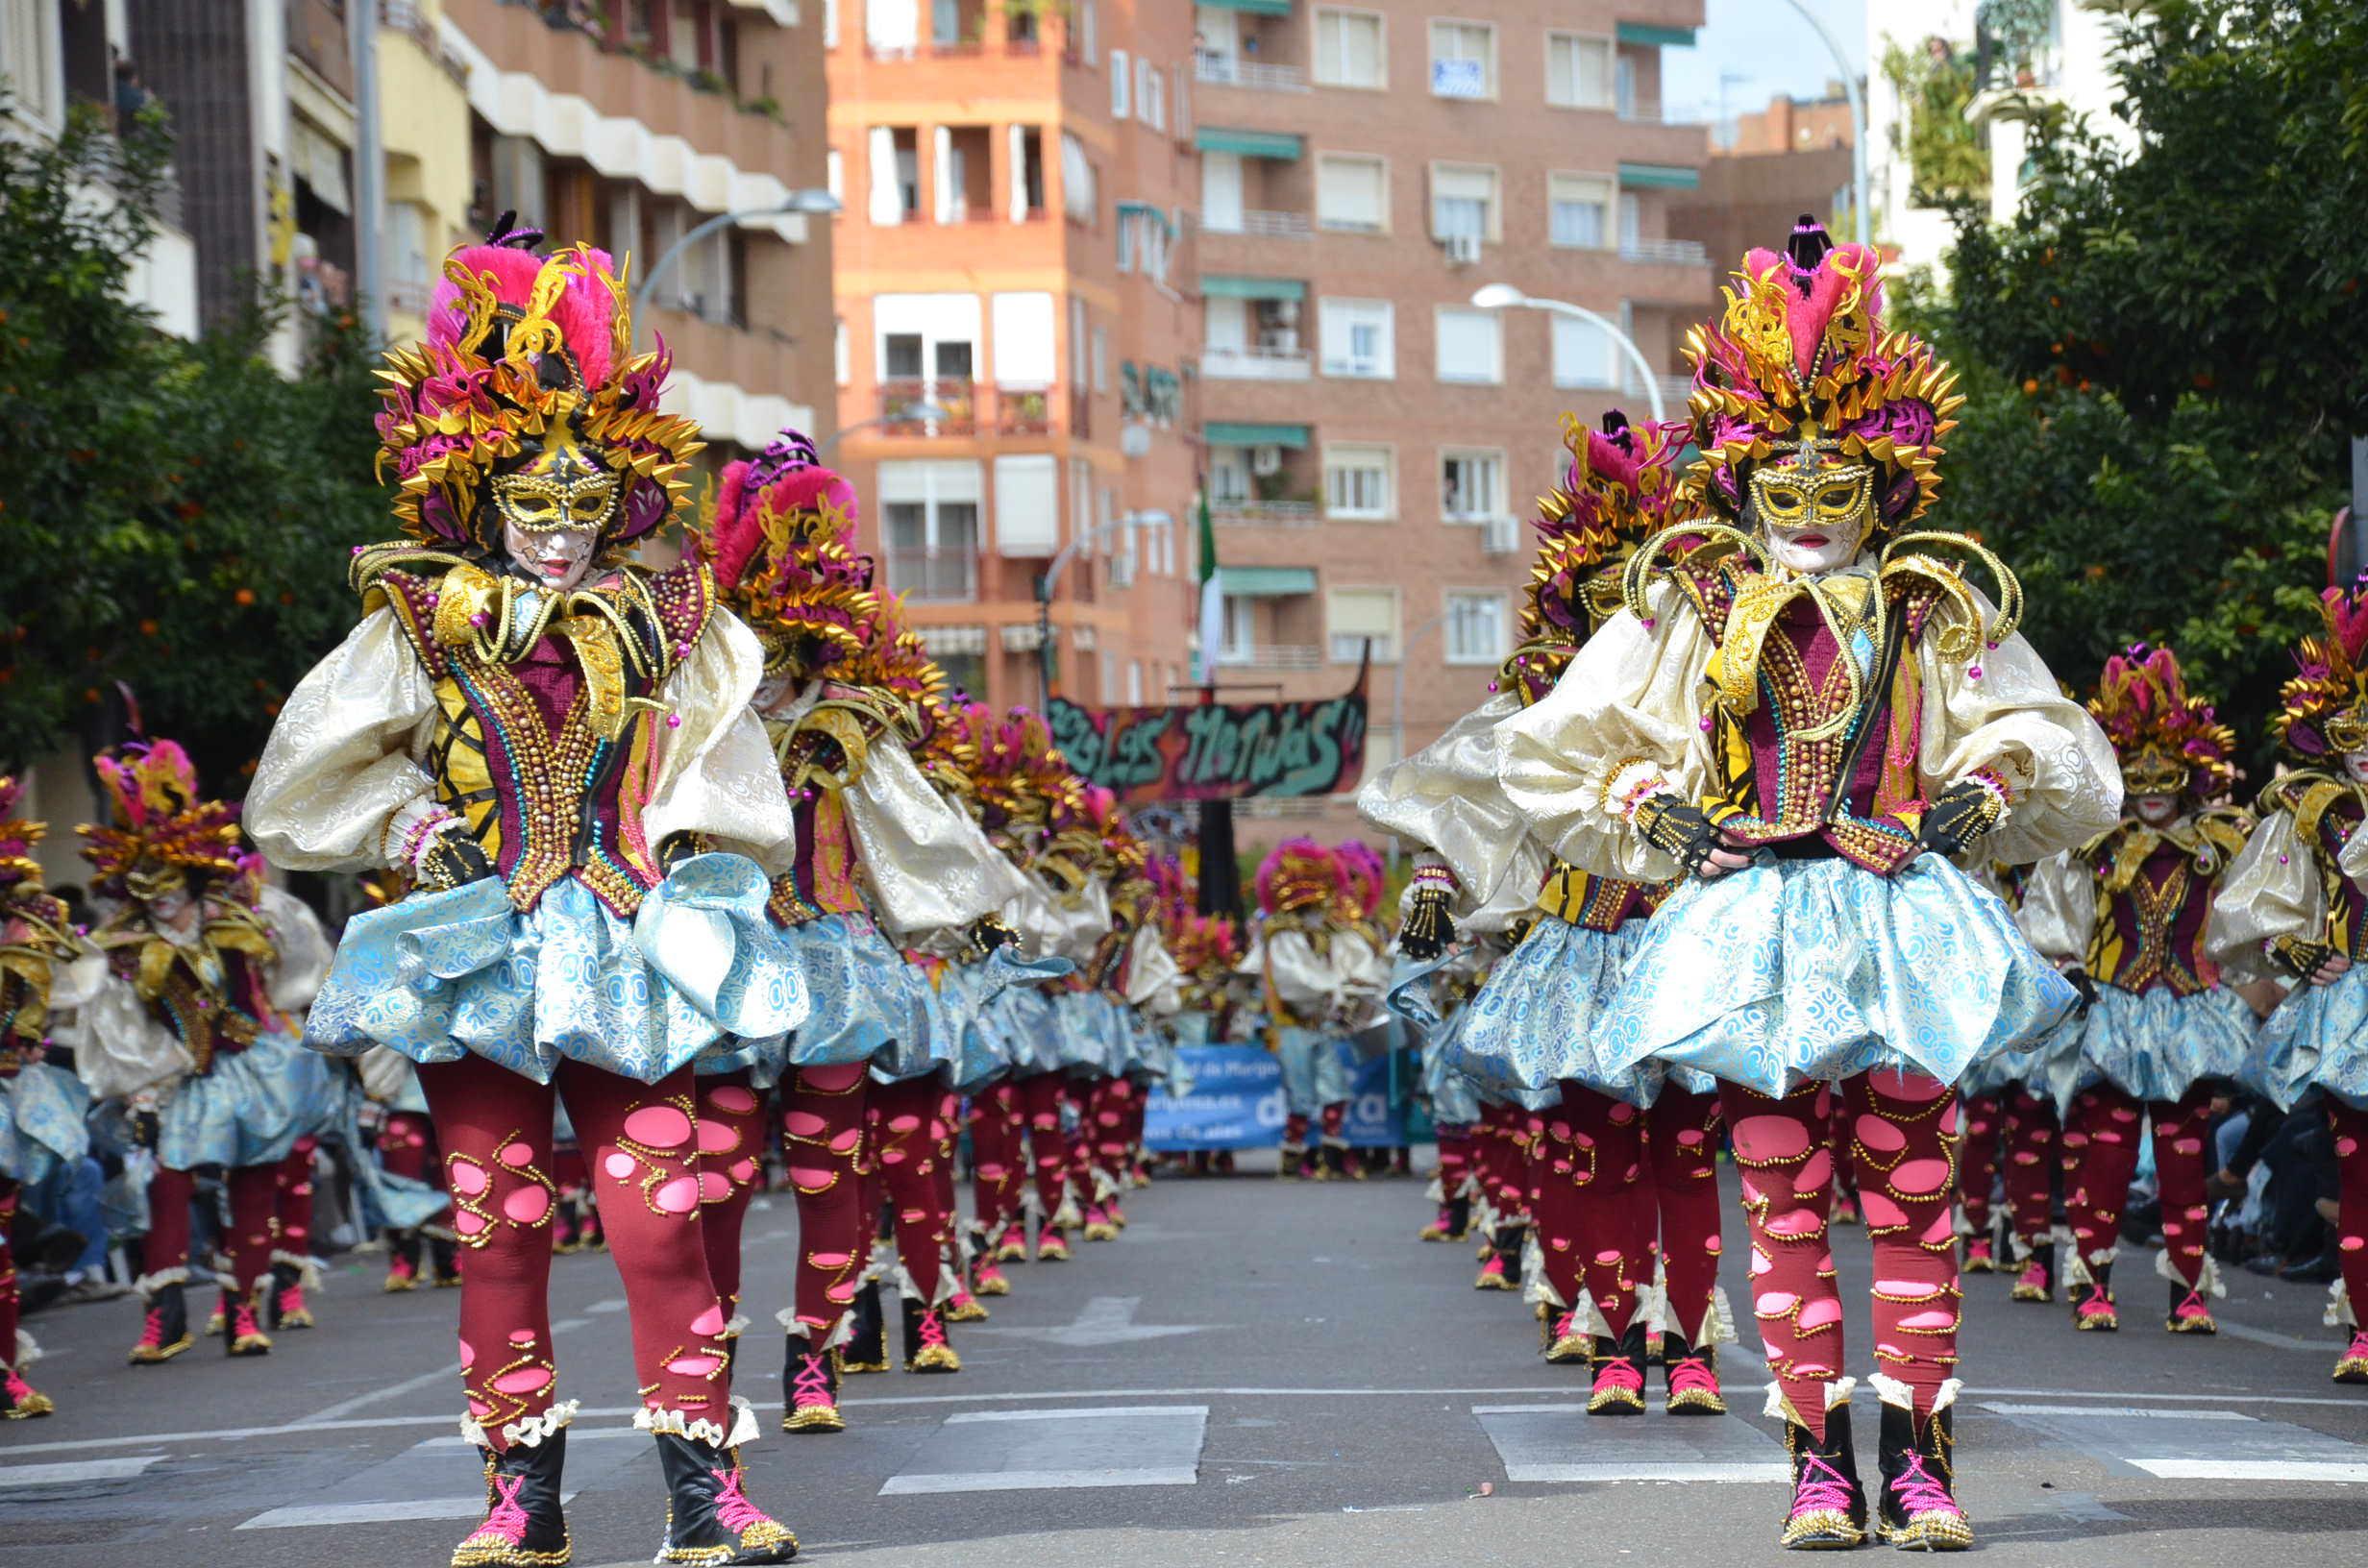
[881,1467,1196,1494]
[1975,1403,2257,1421]
[1985,1402,2368,1482]
[584,1298,627,1314]
[297,1365,456,1426]
[966,1295,1214,1347]
[2215,1318,2341,1354]
[0,1456,162,1488]
[1472,1403,1788,1484]
[2133,1459,2368,1483]
[239,1498,571,1530]
[880,1405,1207,1495]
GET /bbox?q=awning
[1197,0,1294,13]
[1221,566,1318,597]
[1201,274,1306,302]
[1195,126,1304,159]
[1205,421,1310,449]
[1616,22,1696,48]
[291,117,353,215]
[1116,199,1178,237]
[1618,161,1702,190]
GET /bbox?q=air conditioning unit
[1481,514,1522,555]
[1251,444,1284,476]
[1443,233,1482,265]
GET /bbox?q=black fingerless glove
[1398,882,1456,963]
[416,830,495,892]
[967,915,1020,959]
[1634,794,1726,877]
[2064,967,2098,1007]
[2271,936,2337,981]
[655,832,706,874]
[1917,779,2008,859]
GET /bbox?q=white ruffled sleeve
[256,886,335,1014]
[643,610,795,875]
[1357,690,1544,917]
[2014,851,2096,968]
[1124,924,1185,1016]
[246,608,439,872]
[2206,811,2323,986]
[847,735,1028,938]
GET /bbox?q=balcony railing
[1218,644,1323,670]
[1620,237,1710,266]
[1616,98,1705,126]
[1212,500,1320,527]
[1194,54,1308,91]
[1204,209,1312,239]
[997,383,1053,435]
[877,380,1062,435]
[884,548,977,602]
[1202,345,1312,381]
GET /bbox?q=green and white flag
[1195,483,1222,688]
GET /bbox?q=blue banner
[1147,1044,1404,1149]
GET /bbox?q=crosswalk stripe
[0,1457,162,1488]
[880,1404,1208,1495]
[1472,1404,1788,1484]
[1975,1403,2256,1421]
[2133,1460,2368,1483]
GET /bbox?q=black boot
[224,1281,272,1357]
[2166,1276,2219,1334]
[1585,1319,1651,1415]
[2072,1257,2117,1330]
[1778,1404,1867,1550]
[836,1282,889,1375]
[1661,1332,1727,1415]
[384,1229,424,1292]
[781,1333,843,1433]
[432,1235,464,1288]
[128,1279,194,1364]
[900,1295,962,1373]
[452,1429,571,1567]
[652,1431,799,1564]
[1873,1396,1972,1550]
[1497,1223,1529,1289]
[268,1258,314,1329]
[2009,1235,2055,1302]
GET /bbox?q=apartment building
[1668,91,1855,319]
[442,0,837,453]
[824,0,1199,710]
[1190,0,1711,848]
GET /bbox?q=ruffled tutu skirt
[1599,852,2077,1098]
[1422,1011,1485,1127]
[2243,966,2368,1111]
[939,950,1073,1092]
[1274,1025,1353,1115]
[1451,917,1714,1108]
[711,911,924,1087]
[159,1030,341,1170]
[307,853,808,1087]
[2030,982,2257,1108]
[1050,989,1127,1075]
[0,1062,91,1188]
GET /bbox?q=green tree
[0,99,387,788]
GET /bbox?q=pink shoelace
[790,1356,834,1409]
[2172,1288,2211,1321]
[1668,1355,1720,1396]
[917,1311,950,1351]
[278,1286,306,1317]
[999,1226,1025,1253]
[1887,1454,1962,1520]
[1550,1311,1575,1342]
[1789,1452,1858,1520]
[2076,1286,2114,1319]
[2348,1331,2368,1360]
[1432,1208,1454,1232]
[1592,1359,1644,1396]
[2016,1261,2048,1290]
[709,1465,770,1535]
[233,1302,264,1339]
[136,1308,169,1349]
[388,1257,415,1281]
[1478,1256,1505,1281]
[4,1367,35,1402]
[477,1474,531,1544]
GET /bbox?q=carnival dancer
[0,780,90,1417]
[2018,648,2256,1335]
[1242,840,1376,1179]
[2208,585,2368,1384]
[248,224,804,1565]
[1497,219,2118,1549]
[73,742,334,1366]
[1165,911,1246,1177]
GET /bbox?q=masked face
[2132,793,2180,825]
[147,882,194,927]
[2344,747,2368,785]
[488,426,618,591]
[2121,747,2187,820]
[753,669,802,715]
[1752,462,1875,577]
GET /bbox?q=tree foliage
[0,100,387,789]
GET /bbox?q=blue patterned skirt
[159,1030,342,1170]
[1422,1010,1485,1127]
[1050,989,1128,1075]
[2244,966,2368,1111]
[1453,917,1715,1108]
[2031,982,2257,1108]
[708,911,917,1087]
[1274,1025,1354,1115]
[0,1062,90,1188]
[307,853,808,1086]
[1598,852,2077,1098]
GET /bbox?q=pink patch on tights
[697,1120,740,1155]
[1856,1190,1908,1228]
[604,1152,637,1181]
[1795,1149,1834,1191]
[788,1165,834,1188]
[1855,1115,1907,1154]
[652,1176,700,1213]
[690,1305,729,1336]
[699,1171,732,1203]
[1794,1298,1843,1333]
[709,1086,758,1115]
[801,1062,866,1092]
[1765,1208,1823,1238]
[499,1140,534,1166]
[1755,1290,1801,1317]
[503,1186,551,1224]
[622,1105,693,1148]
[456,1211,487,1236]
[1900,1310,1958,1332]
[450,1159,490,1197]
[784,1111,828,1138]
[730,1159,758,1184]
[1732,1115,1812,1163]
[492,1366,554,1395]
[666,1355,724,1378]
[1890,1157,1951,1195]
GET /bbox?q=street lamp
[1775,0,1869,248]
[1035,510,1174,707]
[629,189,843,348]
[1468,284,1668,423]
[815,401,952,458]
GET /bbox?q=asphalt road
[5,1155,2366,1567]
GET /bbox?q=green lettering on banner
[1046,668,1369,805]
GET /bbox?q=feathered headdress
[961,704,1073,835]
[700,427,879,678]
[365,217,703,568]
[1506,410,1691,704]
[76,740,245,897]
[1684,217,1962,535]
[0,776,43,895]
[1333,840,1386,922]
[2275,587,2368,759]
[1254,838,1343,917]
[2086,646,2237,801]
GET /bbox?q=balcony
[1218,644,1323,670]
[1202,345,1312,381]
[1619,236,1709,266]
[1212,500,1320,527]
[885,548,977,602]
[1616,98,1704,126]
[1194,54,1308,92]
[877,380,1062,436]
[1203,209,1312,240]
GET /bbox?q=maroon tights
[0,1180,18,1368]
[273,1136,317,1260]
[1725,1071,1961,1438]
[1556,1088,1726,1340]
[145,1162,278,1293]
[1016,1071,1072,1223]
[418,1055,734,1447]
[1959,1093,2003,1238]
[776,1062,869,1343]
[2331,1100,2368,1326]
[1435,1127,1475,1200]
[969,1080,1025,1236]
[869,1075,955,1302]
[2001,1085,2059,1252]
[2063,1082,2213,1286]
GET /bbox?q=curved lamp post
[629,189,843,349]
[1468,284,1667,424]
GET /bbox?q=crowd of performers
[1360,215,2368,1552]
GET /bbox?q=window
[1071,456,1092,542]
[879,460,984,601]
[1139,57,1165,131]
[995,454,1060,555]
[1319,298,1394,379]
[1428,20,1495,99]
[826,148,844,204]
[834,317,849,385]
[1430,163,1497,244]
[1111,47,1131,117]
[1441,451,1503,522]
[1126,661,1144,703]
[1060,132,1097,222]
[1210,447,1251,505]
[1549,172,1612,249]
[1313,8,1384,88]
[1221,595,1258,664]
[1327,587,1400,664]
[1444,592,1507,665]
[1069,296,1088,384]
[1620,188,1642,253]
[1551,312,1616,388]
[1433,307,1502,384]
[1545,32,1613,109]
[1324,443,1394,520]
[1315,154,1387,233]
[1092,325,1109,391]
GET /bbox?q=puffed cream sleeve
[1006,873,1069,957]
[2014,850,2095,968]
[69,972,193,1101]
[2206,811,2322,986]
[1496,584,1715,881]
[246,608,440,872]
[256,886,334,1014]
[1357,690,1544,917]
[1124,924,1184,1015]
[1913,592,2122,865]
[1263,928,1334,1017]
[2340,819,2368,884]
[847,734,1028,938]
[643,609,794,875]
